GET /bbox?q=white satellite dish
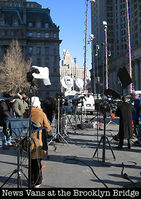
[75,78,84,91]
[61,76,73,91]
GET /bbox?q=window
[45,57,49,66]
[0,19,4,25]
[36,47,41,55]
[28,22,33,27]
[45,47,49,55]
[27,32,33,37]
[36,21,41,28]
[37,58,41,65]
[45,33,49,38]
[37,32,41,38]
[54,33,57,38]
[13,20,18,27]
[28,47,33,54]
[45,23,49,28]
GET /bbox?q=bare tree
[0,40,31,95]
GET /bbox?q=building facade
[90,0,141,94]
[0,0,61,99]
[60,50,89,90]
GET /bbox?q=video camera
[72,96,85,106]
[95,88,122,115]
[95,98,121,115]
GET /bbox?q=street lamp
[103,20,108,90]
[90,33,96,94]
[95,44,100,93]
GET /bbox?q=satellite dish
[75,78,84,91]
[61,76,73,91]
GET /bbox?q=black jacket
[0,100,12,126]
[116,102,135,138]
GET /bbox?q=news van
[74,93,95,114]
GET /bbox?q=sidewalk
[0,115,141,188]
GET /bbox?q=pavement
[0,113,141,189]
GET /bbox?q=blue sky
[29,0,92,71]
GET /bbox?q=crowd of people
[115,93,141,149]
[0,92,69,188]
[1,91,141,187]
[0,92,52,188]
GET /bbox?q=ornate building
[0,0,61,99]
[60,50,89,84]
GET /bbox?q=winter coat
[116,102,135,139]
[13,94,28,118]
[0,100,14,125]
[31,107,51,159]
[132,97,141,122]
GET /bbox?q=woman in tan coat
[30,96,51,188]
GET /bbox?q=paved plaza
[0,113,141,189]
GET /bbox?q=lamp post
[74,58,77,79]
[95,44,100,93]
[125,0,132,93]
[103,21,108,90]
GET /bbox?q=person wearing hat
[30,96,51,188]
[116,96,135,149]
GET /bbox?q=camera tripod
[93,112,116,163]
[1,137,28,188]
[48,97,68,145]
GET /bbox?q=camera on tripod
[95,98,121,115]
[72,96,84,106]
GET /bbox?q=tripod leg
[105,136,116,160]
[0,169,17,188]
[93,136,103,158]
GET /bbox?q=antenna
[83,0,89,91]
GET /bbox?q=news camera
[95,88,122,115]
[72,96,85,106]
[95,98,121,115]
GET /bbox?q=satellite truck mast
[83,0,89,92]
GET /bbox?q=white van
[74,93,95,114]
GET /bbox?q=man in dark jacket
[0,94,14,148]
[116,96,135,149]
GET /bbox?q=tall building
[0,0,61,99]
[91,0,141,94]
[60,50,89,90]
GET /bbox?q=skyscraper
[91,0,141,93]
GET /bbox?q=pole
[83,0,89,91]
[125,0,132,93]
[103,22,108,89]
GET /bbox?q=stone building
[0,0,61,99]
[60,50,89,90]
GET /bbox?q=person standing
[116,96,135,149]
[132,94,141,137]
[30,96,51,188]
[0,93,14,149]
[12,92,28,118]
